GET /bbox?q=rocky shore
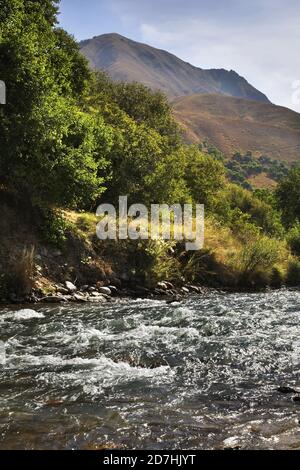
[4,279,211,306]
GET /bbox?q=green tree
[0,0,108,209]
[276,167,300,226]
[185,146,225,209]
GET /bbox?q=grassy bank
[0,196,298,304]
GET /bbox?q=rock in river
[98,287,112,296]
[277,386,297,394]
[65,281,77,293]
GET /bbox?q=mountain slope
[173,94,300,163]
[80,33,270,103]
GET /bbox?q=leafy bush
[286,224,300,257]
[185,146,225,209]
[235,235,280,286]
[215,184,284,237]
[276,168,300,226]
[286,260,300,286]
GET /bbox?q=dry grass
[248,173,278,189]
[8,246,36,295]
[174,94,300,164]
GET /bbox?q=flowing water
[0,290,299,450]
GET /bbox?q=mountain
[80,33,270,103]
[173,94,300,163]
[80,33,300,168]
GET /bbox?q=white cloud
[109,0,300,111]
[140,11,300,112]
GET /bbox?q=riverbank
[0,198,298,305]
[2,279,212,306]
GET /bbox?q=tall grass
[8,246,36,295]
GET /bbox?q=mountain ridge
[80,33,300,167]
[80,33,270,103]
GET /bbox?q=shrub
[215,184,284,237]
[286,224,300,257]
[286,260,300,286]
[236,235,280,286]
[142,240,181,286]
[38,208,69,247]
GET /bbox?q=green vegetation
[276,168,300,226]
[201,142,290,189]
[1,0,300,293]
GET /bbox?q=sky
[59,0,300,111]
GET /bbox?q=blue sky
[59,0,300,111]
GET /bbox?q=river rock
[42,295,67,303]
[163,281,175,290]
[73,293,88,302]
[222,436,242,450]
[80,285,89,292]
[181,287,190,294]
[56,286,69,295]
[277,386,297,394]
[157,282,169,290]
[189,285,200,293]
[98,287,112,296]
[65,281,77,293]
[108,286,118,295]
[90,291,101,297]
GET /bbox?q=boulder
[164,281,175,290]
[80,285,89,292]
[56,286,69,295]
[73,293,88,302]
[277,386,297,394]
[157,282,169,290]
[108,286,118,295]
[65,281,77,293]
[181,287,190,294]
[98,287,112,296]
[189,285,200,293]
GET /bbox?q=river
[0,289,299,449]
